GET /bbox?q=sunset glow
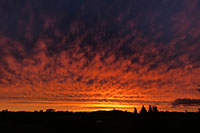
[0,0,200,112]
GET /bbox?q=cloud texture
[172,98,200,106]
[0,0,200,111]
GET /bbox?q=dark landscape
[0,106,200,133]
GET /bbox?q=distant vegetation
[0,105,199,132]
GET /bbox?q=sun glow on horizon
[0,99,199,112]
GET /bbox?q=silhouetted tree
[148,105,153,113]
[152,106,159,113]
[133,107,138,114]
[140,105,147,114]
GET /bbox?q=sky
[0,0,200,112]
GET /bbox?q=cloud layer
[0,0,200,111]
[172,98,200,106]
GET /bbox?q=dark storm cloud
[196,88,200,92]
[172,98,200,106]
[0,0,200,103]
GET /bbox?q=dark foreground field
[0,110,199,133]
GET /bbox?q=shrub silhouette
[46,109,56,112]
[1,109,8,112]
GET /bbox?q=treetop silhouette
[139,105,159,114]
[140,105,147,114]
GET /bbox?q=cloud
[172,98,200,106]
[0,0,200,110]
[196,88,200,93]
